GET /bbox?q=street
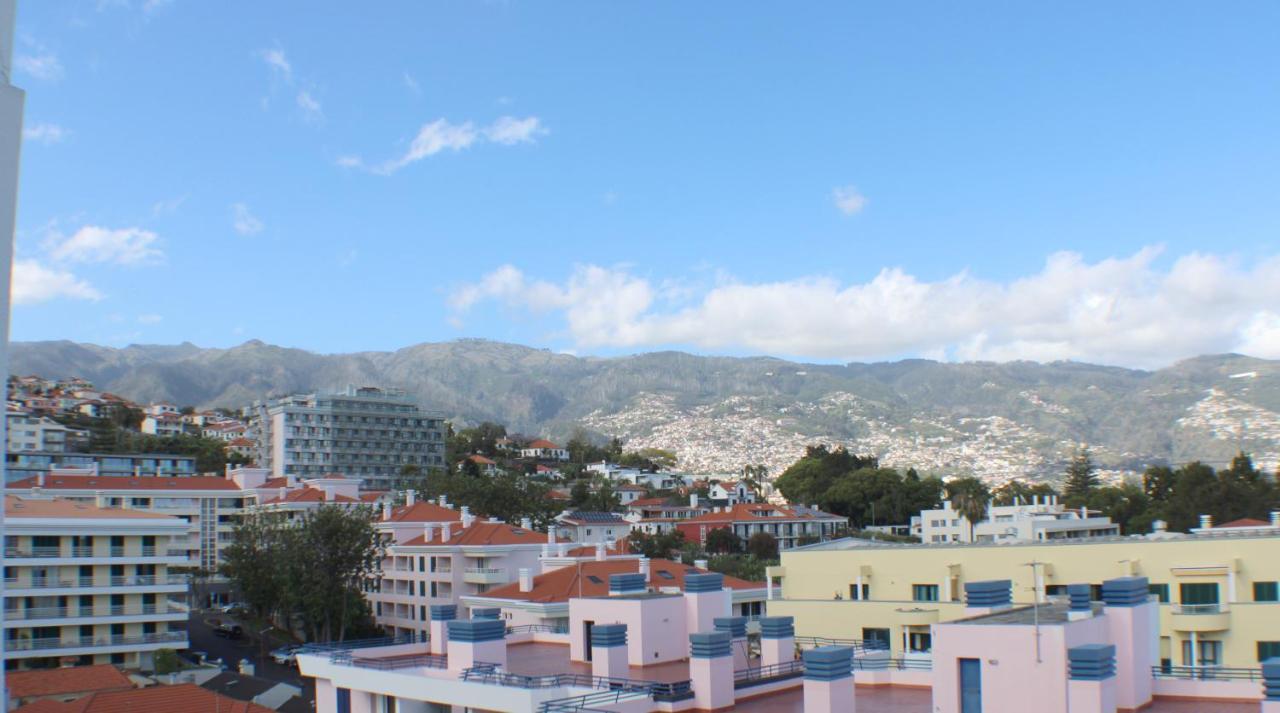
[186,611,315,699]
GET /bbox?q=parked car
[213,623,244,639]
[217,602,247,615]
[270,645,300,666]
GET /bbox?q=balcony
[463,567,507,585]
[1169,603,1230,632]
[3,574,188,592]
[3,546,183,561]
[5,602,188,623]
[5,631,188,656]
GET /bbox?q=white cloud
[403,72,421,95]
[11,259,102,304]
[22,123,67,145]
[15,53,63,81]
[350,116,544,174]
[231,203,263,235]
[151,194,188,216]
[484,116,545,145]
[260,48,291,80]
[832,185,867,216]
[296,90,322,121]
[448,249,1280,369]
[137,313,163,324]
[47,225,162,265]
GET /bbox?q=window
[862,628,890,649]
[1254,582,1278,602]
[1045,585,1066,596]
[336,688,351,713]
[907,631,932,653]
[912,584,939,602]
[1180,582,1220,608]
[849,583,870,600]
[1258,642,1280,662]
[1148,583,1170,603]
[1181,639,1221,667]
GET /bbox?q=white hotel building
[3,495,190,670]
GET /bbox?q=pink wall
[1151,677,1263,702]
[568,595,688,666]
[933,620,1073,713]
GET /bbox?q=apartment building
[3,495,190,671]
[249,386,446,489]
[767,513,1280,669]
[371,513,551,641]
[6,413,88,453]
[915,496,1120,543]
[4,452,198,483]
[6,474,247,583]
[675,502,847,551]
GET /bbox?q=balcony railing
[4,546,181,559]
[7,631,187,652]
[4,574,187,589]
[1171,603,1225,615]
[853,656,933,671]
[506,624,569,635]
[5,603,187,620]
[464,568,504,575]
[794,636,890,655]
[1151,665,1261,681]
[734,660,805,688]
[459,664,693,702]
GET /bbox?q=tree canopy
[774,445,942,528]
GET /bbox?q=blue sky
[10,1,1280,367]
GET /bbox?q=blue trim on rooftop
[803,645,854,681]
[447,619,506,643]
[1263,657,1280,700]
[759,616,795,639]
[429,604,457,621]
[713,616,747,638]
[591,624,628,648]
[609,573,646,593]
[965,579,1012,607]
[1069,644,1116,680]
[689,631,732,659]
[1101,576,1149,607]
[684,573,724,593]
[1067,584,1092,611]
[471,607,501,620]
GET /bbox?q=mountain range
[10,339,1280,484]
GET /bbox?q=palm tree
[945,477,991,542]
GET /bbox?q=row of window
[852,580,1280,604]
[284,412,433,425]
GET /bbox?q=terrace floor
[733,687,1263,713]
[504,642,696,683]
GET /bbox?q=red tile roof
[478,558,760,603]
[13,683,274,713]
[359,491,388,503]
[683,503,841,525]
[400,521,561,546]
[1214,518,1273,529]
[260,477,290,489]
[259,487,359,505]
[5,496,180,521]
[8,475,242,491]
[526,439,560,449]
[466,454,497,465]
[8,664,133,700]
[383,501,463,523]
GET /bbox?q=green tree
[704,527,742,554]
[945,477,991,536]
[153,648,182,674]
[280,506,384,643]
[1063,447,1100,507]
[625,529,687,559]
[747,532,778,560]
[1084,482,1152,535]
[221,512,288,619]
[991,480,1059,506]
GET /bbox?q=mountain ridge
[10,339,1280,481]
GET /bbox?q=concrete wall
[568,595,688,666]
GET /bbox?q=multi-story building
[554,511,630,545]
[767,512,1280,669]
[675,503,847,551]
[6,413,88,453]
[3,495,190,670]
[4,452,198,483]
[518,439,569,462]
[249,386,446,489]
[139,412,185,437]
[6,474,247,589]
[914,496,1120,543]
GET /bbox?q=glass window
[907,631,932,653]
[1180,582,1219,606]
[862,628,890,649]
[912,584,939,602]
[1253,582,1278,602]
[1258,642,1280,662]
[849,583,870,600]
[1181,639,1221,667]
[1148,583,1170,603]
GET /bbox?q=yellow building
[766,518,1280,669]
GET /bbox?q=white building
[914,496,1121,544]
[140,412,185,438]
[519,439,569,462]
[3,495,190,670]
[249,386,446,489]
[707,480,755,505]
[553,511,629,545]
[6,413,87,453]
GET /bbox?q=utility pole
[1024,561,1043,663]
[0,0,27,707]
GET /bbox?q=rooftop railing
[794,636,889,655]
[460,664,692,702]
[298,634,417,657]
[540,688,652,713]
[506,624,569,635]
[853,656,933,671]
[1151,665,1262,681]
[339,653,449,670]
[733,660,805,688]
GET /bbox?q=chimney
[278,487,286,501]
[1079,506,1087,519]
[557,542,568,556]
[286,473,296,488]
[461,506,474,528]
[521,517,532,530]
[37,472,45,487]
[424,523,436,543]
[437,495,446,507]
[1199,514,1213,529]
[595,542,606,561]
[638,557,650,581]
[95,490,106,508]
[383,503,392,521]
[1152,520,1167,534]
[690,493,699,508]
[441,521,453,540]
[519,568,533,593]
[1271,512,1280,528]
[694,559,709,570]
[547,528,557,544]
[406,491,416,507]
[324,486,335,502]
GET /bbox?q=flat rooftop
[954,601,1104,626]
[793,530,1280,553]
[504,642,696,683]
